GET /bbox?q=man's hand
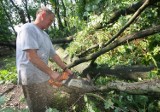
[64,68,73,75]
[49,71,61,81]
[48,71,63,88]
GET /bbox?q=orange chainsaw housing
[48,72,70,87]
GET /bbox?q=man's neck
[33,20,44,30]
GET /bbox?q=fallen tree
[53,45,160,95]
[64,78,160,96]
[97,79,160,95]
[41,77,160,111]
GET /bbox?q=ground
[0,50,28,110]
[0,84,28,110]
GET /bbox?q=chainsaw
[48,72,92,89]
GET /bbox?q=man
[16,7,72,112]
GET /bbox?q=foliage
[67,1,160,70]
[44,107,60,112]
[0,4,13,41]
[0,0,160,111]
[81,86,160,112]
[0,55,17,84]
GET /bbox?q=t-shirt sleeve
[19,27,39,51]
[49,41,56,57]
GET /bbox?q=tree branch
[103,0,150,48]
[51,36,74,44]
[0,41,16,49]
[96,0,160,29]
[67,25,160,68]
[10,0,26,23]
[0,1,17,36]
[82,64,155,81]
[76,0,160,58]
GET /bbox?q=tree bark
[82,64,155,81]
[64,78,160,96]
[97,79,160,95]
[52,79,160,103]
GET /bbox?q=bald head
[36,7,54,16]
[34,7,55,30]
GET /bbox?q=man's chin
[44,26,49,30]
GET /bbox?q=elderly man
[16,7,72,112]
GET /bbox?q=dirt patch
[0,84,28,110]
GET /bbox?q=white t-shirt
[16,23,56,85]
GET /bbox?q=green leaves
[0,56,17,84]
[104,99,114,109]
[0,96,6,106]
[46,108,60,112]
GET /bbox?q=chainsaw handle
[48,71,71,87]
[58,72,70,81]
[48,79,62,87]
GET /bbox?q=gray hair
[36,7,54,16]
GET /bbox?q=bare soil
[0,84,28,110]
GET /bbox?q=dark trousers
[22,81,55,112]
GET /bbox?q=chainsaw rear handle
[48,79,62,87]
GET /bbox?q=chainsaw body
[48,72,92,89]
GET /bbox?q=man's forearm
[52,54,67,70]
[26,49,53,76]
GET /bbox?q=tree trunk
[42,0,47,6]
[82,64,155,81]
[10,0,26,24]
[23,0,31,22]
[0,0,17,36]
[61,0,67,27]
[55,79,160,99]
[97,79,160,95]
[55,0,64,30]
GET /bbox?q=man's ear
[41,11,46,19]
